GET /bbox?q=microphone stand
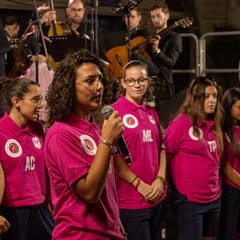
[94,0,99,58]
[88,0,99,57]
[125,11,131,62]
[113,0,145,62]
[90,1,94,55]
[33,0,51,85]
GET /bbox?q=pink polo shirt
[221,126,240,190]
[112,96,166,209]
[44,114,123,240]
[0,113,46,207]
[164,114,221,203]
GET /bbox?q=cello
[45,0,71,37]
[7,24,35,78]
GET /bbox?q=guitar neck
[158,22,178,37]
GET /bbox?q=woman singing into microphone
[44,49,124,239]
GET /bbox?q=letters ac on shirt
[4,138,41,171]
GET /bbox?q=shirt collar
[66,114,96,132]
[1,113,32,137]
[120,95,147,112]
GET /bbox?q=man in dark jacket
[131,3,182,99]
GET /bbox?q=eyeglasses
[69,8,84,13]
[23,96,43,105]
[76,76,103,87]
[75,76,103,93]
[124,77,149,87]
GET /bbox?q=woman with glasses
[44,50,124,239]
[0,77,54,240]
[112,60,167,240]
[164,77,223,240]
[219,88,240,240]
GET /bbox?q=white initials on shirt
[142,130,153,142]
[208,140,217,152]
[25,156,35,171]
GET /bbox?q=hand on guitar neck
[105,17,193,79]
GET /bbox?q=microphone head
[102,105,113,119]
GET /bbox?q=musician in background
[0,20,11,77]
[66,0,88,35]
[105,7,150,52]
[115,7,150,43]
[4,16,24,42]
[42,0,107,60]
[4,16,25,76]
[104,7,151,86]
[131,3,182,101]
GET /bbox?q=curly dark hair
[46,49,113,126]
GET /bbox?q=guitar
[105,17,193,78]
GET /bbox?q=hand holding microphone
[102,105,133,166]
[101,106,123,146]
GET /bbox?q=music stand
[47,35,91,62]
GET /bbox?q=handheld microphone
[102,105,132,166]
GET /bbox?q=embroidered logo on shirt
[122,114,138,128]
[5,139,22,158]
[32,137,41,149]
[188,127,203,141]
[80,135,97,156]
[148,115,156,124]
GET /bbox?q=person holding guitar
[131,3,183,102]
[105,7,151,78]
[113,7,151,42]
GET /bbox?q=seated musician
[4,16,25,42]
[104,7,151,79]
[4,16,26,76]
[105,7,151,52]
[117,7,150,42]
[41,0,107,60]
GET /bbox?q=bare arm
[0,163,4,203]
[114,156,153,201]
[0,163,10,234]
[147,150,167,202]
[224,161,240,187]
[73,111,123,203]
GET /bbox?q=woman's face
[230,100,240,125]
[204,86,218,116]
[75,63,103,117]
[122,66,149,105]
[18,85,42,120]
